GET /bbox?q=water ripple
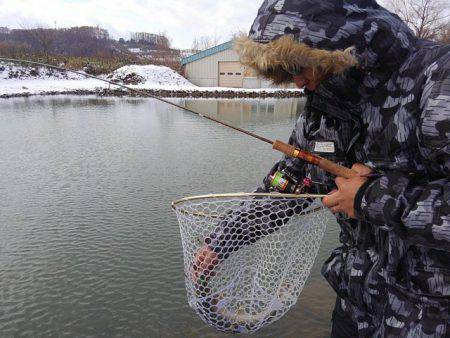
[0,96,338,337]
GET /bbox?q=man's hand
[322,164,372,218]
[191,244,219,282]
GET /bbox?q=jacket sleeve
[355,57,450,250]
[205,112,311,257]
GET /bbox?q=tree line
[0,26,179,74]
[0,26,120,59]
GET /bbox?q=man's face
[292,68,326,91]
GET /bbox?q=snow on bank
[0,79,106,96]
[0,63,302,98]
[0,62,196,96]
[0,61,105,96]
[107,64,195,87]
[0,62,84,80]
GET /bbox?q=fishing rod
[0,57,357,179]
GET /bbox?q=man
[232,0,450,337]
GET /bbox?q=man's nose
[293,76,306,89]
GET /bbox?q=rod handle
[318,157,358,179]
[272,140,357,179]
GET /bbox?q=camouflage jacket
[248,0,450,336]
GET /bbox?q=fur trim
[234,35,358,84]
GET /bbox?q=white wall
[184,49,240,87]
[243,77,261,89]
[242,77,296,89]
[184,48,297,89]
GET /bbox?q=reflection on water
[0,96,338,337]
[184,98,304,126]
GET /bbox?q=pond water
[0,96,339,337]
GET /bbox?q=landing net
[172,193,328,334]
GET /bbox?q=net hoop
[172,192,326,212]
[173,192,328,334]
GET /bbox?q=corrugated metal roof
[181,41,233,66]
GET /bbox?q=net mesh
[172,193,328,334]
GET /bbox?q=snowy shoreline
[0,63,303,99]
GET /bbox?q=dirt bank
[1,87,303,99]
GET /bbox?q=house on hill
[0,27,10,34]
[181,41,279,89]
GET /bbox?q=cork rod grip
[272,140,358,179]
[318,157,358,179]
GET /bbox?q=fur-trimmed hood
[235,0,417,84]
[234,35,358,84]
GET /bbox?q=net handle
[171,192,326,210]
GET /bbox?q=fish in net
[172,193,329,334]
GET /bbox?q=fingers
[322,190,339,208]
[323,197,344,215]
[330,206,342,214]
[323,189,342,215]
[323,165,370,218]
[335,177,347,188]
[351,163,372,176]
[324,200,341,214]
[191,245,218,282]
[323,199,343,214]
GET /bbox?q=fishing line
[0,57,357,178]
[0,57,273,145]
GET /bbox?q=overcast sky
[0,0,263,49]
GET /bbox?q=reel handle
[272,140,358,179]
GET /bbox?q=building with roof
[0,27,10,34]
[181,41,275,89]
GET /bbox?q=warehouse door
[218,62,244,88]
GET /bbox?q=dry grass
[0,48,182,75]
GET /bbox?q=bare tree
[0,41,31,58]
[32,28,56,58]
[386,0,449,40]
[438,22,450,43]
[191,34,221,51]
[229,29,248,41]
[156,31,172,50]
[18,24,56,60]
